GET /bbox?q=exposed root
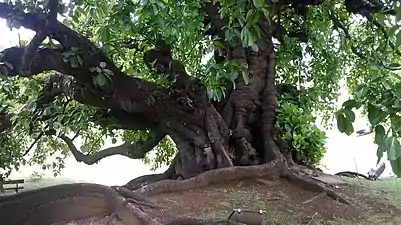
[124,173,172,191]
[124,156,177,190]
[0,183,160,225]
[165,217,245,225]
[133,158,285,196]
[0,161,359,225]
[302,192,327,205]
[109,199,162,225]
[281,171,352,205]
[113,186,160,209]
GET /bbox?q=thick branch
[0,2,222,136]
[20,0,59,75]
[58,132,166,165]
[0,2,121,79]
[328,10,366,59]
[202,2,228,38]
[35,73,167,131]
[0,113,12,133]
[1,47,79,77]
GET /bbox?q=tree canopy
[1,0,401,181]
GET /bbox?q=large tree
[1,0,401,224]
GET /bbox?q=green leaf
[246,10,259,25]
[377,145,384,165]
[374,125,385,145]
[93,74,106,86]
[240,26,249,47]
[343,108,355,122]
[342,99,360,109]
[242,71,250,85]
[70,57,79,68]
[336,114,354,135]
[389,63,401,68]
[394,99,401,108]
[367,103,388,126]
[247,30,257,46]
[355,85,369,98]
[76,55,83,66]
[25,101,37,111]
[396,6,401,23]
[252,0,265,8]
[43,107,52,116]
[390,157,401,177]
[102,69,114,76]
[386,136,401,161]
[396,32,401,48]
[213,41,225,49]
[395,83,401,98]
[251,43,259,52]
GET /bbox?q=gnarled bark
[0,0,391,181]
[0,183,161,225]
[0,0,395,224]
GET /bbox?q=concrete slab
[312,174,348,186]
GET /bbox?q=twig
[255,178,276,186]
[302,192,326,205]
[328,8,401,70]
[23,129,45,156]
[306,212,318,225]
[266,197,281,201]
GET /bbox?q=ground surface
[4,175,401,224]
[143,177,401,224]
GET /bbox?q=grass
[307,178,401,224]
[1,176,78,194]
[5,175,401,224]
[345,177,401,208]
[200,178,401,225]
[23,177,77,190]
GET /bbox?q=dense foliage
[1,0,401,178]
[276,84,326,165]
[276,103,326,165]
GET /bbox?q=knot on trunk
[231,128,252,141]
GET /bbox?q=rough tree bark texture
[0,0,286,184]
[0,0,388,224]
[0,0,380,184]
[126,3,283,186]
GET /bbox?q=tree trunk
[127,38,281,186]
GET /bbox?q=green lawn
[315,178,401,224]
[346,177,401,208]
[23,177,78,190]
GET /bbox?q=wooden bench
[0,179,24,194]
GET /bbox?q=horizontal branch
[1,47,80,77]
[0,3,122,77]
[58,132,166,165]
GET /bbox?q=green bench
[0,179,24,194]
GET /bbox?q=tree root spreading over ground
[1,161,396,225]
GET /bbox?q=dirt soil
[144,177,400,224]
